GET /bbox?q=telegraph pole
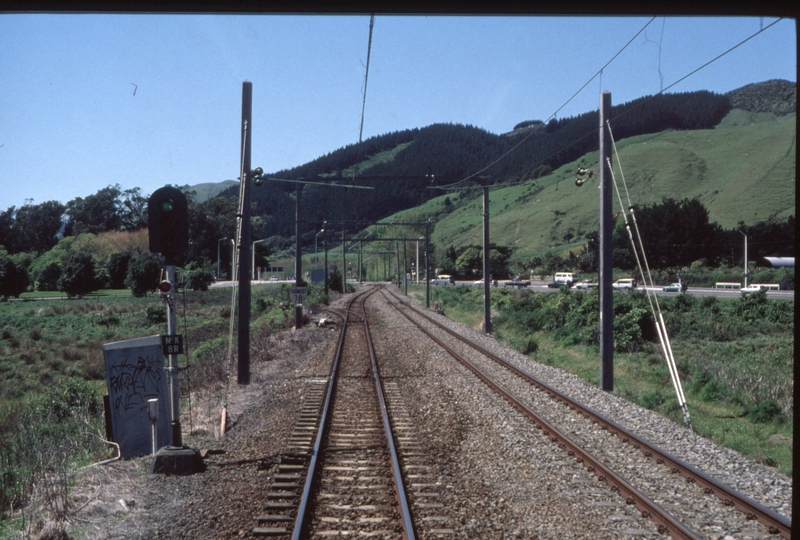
[599,91,614,392]
[482,185,492,334]
[237,81,253,385]
[295,183,303,330]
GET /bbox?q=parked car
[613,278,637,289]
[575,280,598,289]
[662,282,687,292]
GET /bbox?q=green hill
[387,108,795,261]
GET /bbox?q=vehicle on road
[431,274,454,286]
[741,284,779,294]
[613,278,637,290]
[575,280,598,289]
[662,282,687,292]
[554,272,575,287]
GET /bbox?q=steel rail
[290,286,376,540]
[387,293,704,539]
[363,290,417,540]
[387,291,791,539]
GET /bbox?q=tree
[57,252,98,297]
[106,252,132,290]
[126,252,164,297]
[10,201,66,254]
[0,257,28,299]
[36,262,62,292]
[65,185,123,236]
[615,198,725,269]
[119,188,148,231]
[455,247,482,278]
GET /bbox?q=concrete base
[151,445,205,475]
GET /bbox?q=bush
[146,306,167,325]
[36,262,62,292]
[0,257,29,299]
[641,390,667,410]
[126,252,164,297]
[185,270,214,291]
[699,379,727,402]
[746,399,784,424]
[57,252,98,297]
[106,252,132,290]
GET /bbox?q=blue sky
[0,14,795,211]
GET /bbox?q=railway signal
[148,186,189,265]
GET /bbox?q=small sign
[161,334,184,355]
[289,286,308,304]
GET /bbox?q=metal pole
[737,230,748,288]
[425,221,430,308]
[295,184,303,330]
[482,186,492,334]
[164,264,182,446]
[342,230,346,292]
[324,236,329,295]
[404,240,408,295]
[599,91,613,392]
[217,237,226,280]
[237,81,252,386]
[416,240,419,284]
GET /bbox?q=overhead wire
[439,16,784,194]
[436,16,657,191]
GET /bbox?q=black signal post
[148,186,189,449]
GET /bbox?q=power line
[443,16,785,194]
[438,17,657,191]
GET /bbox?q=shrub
[57,252,98,298]
[746,399,784,424]
[0,257,29,299]
[641,390,667,410]
[699,379,727,402]
[185,270,214,291]
[146,306,167,325]
[126,252,164,297]
[106,252,132,290]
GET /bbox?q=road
[438,280,795,300]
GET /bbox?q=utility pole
[342,230,346,292]
[482,185,492,334]
[599,91,613,392]
[237,81,253,385]
[425,220,431,308]
[295,183,303,330]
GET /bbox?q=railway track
[382,288,791,539]
[253,286,425,538]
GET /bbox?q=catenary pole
[237,81,252,385]
[295,184,303,329]
[599,91,613,392]
[482,185,492,334]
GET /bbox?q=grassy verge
[421,285,793,475]
[0,283,332,534]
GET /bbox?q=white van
[613,278,637,290]
[554,272,575,286]
[431,274,453,286]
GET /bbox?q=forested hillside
[226,82,793,243]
